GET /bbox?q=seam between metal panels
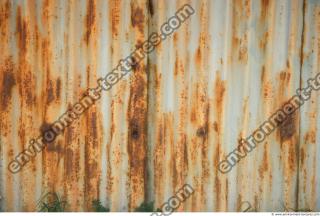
[296,0,307,210]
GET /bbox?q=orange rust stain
[261,65,266,82]
[259,31,269,50]
[41,38,50,63]
[173,32,178,45]
[154,120,165,206]
[109,0,121,37]
[16,7,28,57]
[236,194,242,211]
[232,35,240,50]
[260,65,272,99]
[174,56,179,76]
[41,0,50,24]
[84,110,100,209]
[260,0,269,19]
[1,57,15,109]
[23,70,35,107]
[287,139,297,171]
[304,131,316,144]
[84,0,96,45]
[279,70,291,84]
[213,73,226,211]
[213,121,219,133]
[0,1,11,38]
[215,73,226,116]
[195,47,201,66]
[201,105,210,207]
[258,144,269,179]
[130,3,145,34]
[238,34,248,62]
[215,176,221,210]
[127,63,147,208]
[190,107,196,122]
[286,59,290,69]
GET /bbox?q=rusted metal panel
[0,0,148,211]
[0,0,318,212]
[299,0,320,211]
[148,0,305,212]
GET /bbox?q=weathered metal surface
[0,0,318,212]
[299,0,320,211]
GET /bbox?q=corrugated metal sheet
[0,0,319,212]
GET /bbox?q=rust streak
[130,3,145,34]
[16,7,28,57]
[1,57,15,109]
[260,0,269,19]
[109,0,121,37]
[148,0,154,17]
[84,0,96,45]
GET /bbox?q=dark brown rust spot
[65,148,74,175]
[1,57,15,108]
[56,78,61,99]
[131,4,145,34]
[66,126,73,145]
[90,111,98,138]
[40,121,51,134]
[279,114,296,142]
[40,121,52,144]
[148,0,154,17]
[16,7,28,56]
[47,142,62,153]
[84,0,96,44]
[261,65,266,82]
[46,80,54,104]
[196,126,207,137]
[300,148,305,165]
[130,121,140,139]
